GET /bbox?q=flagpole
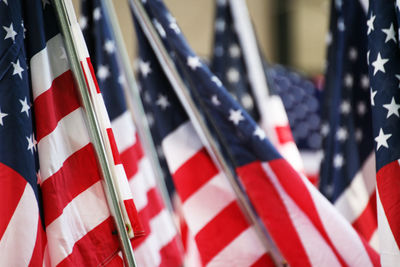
[100,0,175,215]
[52,1,137,266]
[129,0,286,265]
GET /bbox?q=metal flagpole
[52,1,137,266]
[100,0,174,215]
[129,0,286,265]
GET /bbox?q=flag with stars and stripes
[367,1,400,265]
[210,0,323,184]
[1,1,144,266]
[210,0,305,176]
[80,0,184,266]
[133,0,381,266]
[319,0,378,249]
[0,1,47,265]
[132,6,275,267]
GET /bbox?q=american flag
[80,0,184,266]
[210,0,304,175]
[132,4,275,267]
[210,0,323,184]
[367,1,400,265]
[136,0,381,266]
[320,0,378,249]
[1,1,143,265]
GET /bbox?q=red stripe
[123,199,145,238]
[120,139,144,180]
[195,201,249,265]
[41,144,101,225]
[159,236,184,267]
[104,255,124,267]
[34,70,80,142]
[173,148,218,202]
[237,161,311,267]
[359,235,380,266]
[107,128,122,165]
[57,217,120,267]
[268,159,349,266]
[0,163,27,239]
[377,160,400,249]
[275,125,294,145]
[86,58,101,94]
[250,253,275,267]
[132,187,165,248]
[351,191,377,241]
[28,218,47,267]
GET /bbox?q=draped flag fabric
[210,0,304,175]
[80,0,184,266]
[367,1,400,265]
[132,7,275,267]
[320,0,378,249]
[134,0,381,266]
[1,1,143,266]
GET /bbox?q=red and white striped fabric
[332,152,378,249]
[236,158,380,267]
[162,121,275,267]
[110,110,184,266]
[33,6,143,266]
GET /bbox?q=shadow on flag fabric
[0,1,144,266]
[134,0,381,266]
[132,5,275,267]
[80,0,184,266]
[320,0,378,249]
[367,1,400,265]
[210,0,304,178]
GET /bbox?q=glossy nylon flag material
[0,1,46,266]
[132,6,275,267]
[367,1,400,265]
[137,0,381,266]
[320,0,378,249]
[0,1,142,266]
[210,0,304,175]
[80,0,184,266]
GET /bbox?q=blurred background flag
[134,0,380,266]
[0,1,47,265]
[132,3,275,266]
[319,0,377,249]
[368,1,400,265]
[80,0,184,265]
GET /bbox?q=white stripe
[182,173,235,235]
[304,174,374,267]
[114,164,134,201]
[31,34,70,100]
[38,108,90,181]
[162,121,203,173]
[301,150,323,176]
[377,189,400,267]
[46,181,110,266]
[111,111,137,153]
[262,163,341,267]
[369,229,379,252]
[207,227,266,267]
[0,184,39,267]
[265,96,289,126]
[334,152,376,223]
[279,142,304,172]
[134,210,177,267]
[129,157,157,211]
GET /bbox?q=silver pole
[129,0,286,265]
[100,0,174,215]
[52,1,137,266]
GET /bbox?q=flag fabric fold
[320,0,378,249]
[134,0,381,266]
[80,0,184,266]
[367,1,400,265]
